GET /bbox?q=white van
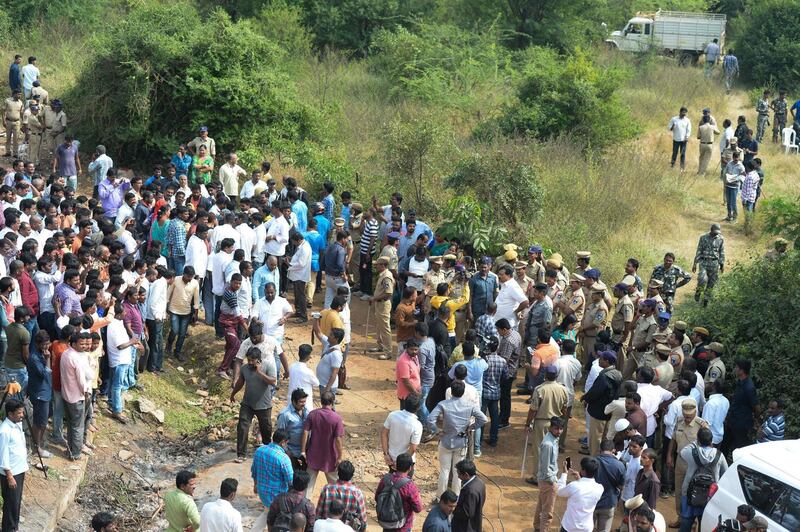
[701,440,800,532]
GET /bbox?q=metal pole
[520,430,529,478]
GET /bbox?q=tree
[66,3,319,165]
[436,197,509,256]
[445,151,543,226]
[731,0,800,87]
[761,197,800,248]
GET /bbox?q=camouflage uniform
[756,97,770,143]
[771,97,788,143]
[650,264,692,312]
[693,232,725,304]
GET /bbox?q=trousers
[671,140,688,168]
[359,253,373,295]
[695,261,720,302]
[698,143,714,174]
[324,274,349,310]
[756,114,769,143]
[534,480,557,531]
[374,302,392,356]
[146,318,164,371]
[529,419,550,477]
[28,132,42,165]
[437,443,467,497]
[293,280,308,320]
[675,458,688,516]
[236,403,272,458]
[593,507,616,532]
[499,376,515,425]
[64,399,85,460]
[0,472,24,531]
[167,312,192,358]
[724,185,739,220]
[5,119,20,157]
[588,415,606,456]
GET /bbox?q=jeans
[236,403,272,458]
[168,313,192,357]
[292,280,307,320]
[359,253,373,295]
[201,277,215,326]
[0,472,24,531]
[51,390,65,443]
[725,185,739,219]
[499,376,515,425]
[671,140,688,168]
[416,385,431,425]
[109,363,129,414]
[324,274,349,310]
[168,255,185,276]
[594,507,616,532]
[3,367,27,395]
[37,311,57,340]
[146,319,164,371]
[481,397,500,445]
[64,400,85,459]
[213,294,223,336]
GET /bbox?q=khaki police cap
[576,251,591,259]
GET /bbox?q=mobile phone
[566,457,572,470]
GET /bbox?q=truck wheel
[678,52,695,67]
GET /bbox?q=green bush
[680,250,800,437]
[253,0,314,58]
[731,0,800,87]
[66,2,320,166]
[482,47,637,149]
[436,196,509,256]
[760,196,800,247]
[445,150,543,226]
[370,23,513,110]
[1,0,115,28]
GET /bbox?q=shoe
[234,456,245,464]
[525,477,538,486]
[377,354,391,360]
[498,423,510,430]
[217,371,231,380]
[516,389,531,396]
[51,437,67,446]
[81,445,94,456]
[668,521,680,529]
[524,398,532,404]
[360,294,371,301]
[339,383,351,390]
[294,318,308,324]
[334,388,343,395]
[473,450,482,457]
[579,446,590,455]
[421,432,437,443]
[84,442,96,450]
[37,449,53,459]
[110,412,128,424]
[367,347,382,353]
[306,303,313,309]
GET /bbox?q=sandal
[234,457,245,464]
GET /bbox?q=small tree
[445,151,543,226]
[761,197,800,248]
[437,196,509,256]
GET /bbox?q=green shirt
[4,323,30,369]
[164,488,200,532]
[192,155,213,185]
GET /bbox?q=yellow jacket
[430,286,470,333]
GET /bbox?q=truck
[605,10,727,66]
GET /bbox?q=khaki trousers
[438,443,467,496]
[5,120,20,157]
[375,301,392,355]
[534,479,557,531]
[698,143,714,174]
[28,133,42,165]
[588,415,606,456]
[306,276,316,303]
[529,419,550,476]
[675,457,688,515]
[580,335,597,365]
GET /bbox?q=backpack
[375,473,412,529]
[271,494,303,532]
[426,298,449,325]
[687,446,722,507]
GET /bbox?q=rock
[177,366,185,372]
[136,397,157,414]
[186,400,203,406]
[188,368,194,375]
[118,450,134,461]
[151,409,166,424]
[196,389,209,397]
[121,440,130,447]
[207,433,218,442]
[205,447,215,454]
[350,433,360,439]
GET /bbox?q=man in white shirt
[636,367,673,446]
[494,264,529,328]
[144,268,173,373]
[288,232,311,323]
[555,340,582,448]
[381,395,423,468]
[313,499,355,531]
[556,457,604,532]
[200,478,243,532]
[211,213,241,252]
[251,282,293,378]
[0,399,29,531]
[107,306,143,423]
[20,57,39,99]
[87,145,113,196]
[218,153,247,202]
[287,344,319,409]
[264,203,289,258]
[668,106,691,170]
[235,213,256,262]
[211,238,236,338]
[185,225,209,281]
[239,170,266,200]
[702,379,729,446]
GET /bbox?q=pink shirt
[395,352,421,399]
[60,347,88,404]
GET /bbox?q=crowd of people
[0,55,789,532]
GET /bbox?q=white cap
[614,419,631,432]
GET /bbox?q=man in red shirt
[375,453,422,532]
[18,253,39,317]
[396,339,421,410]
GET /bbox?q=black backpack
[687,446,722,507]
[271,494,304,532]
[375,473,412,529]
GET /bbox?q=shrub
[253,0,314,58]
[483,47,637,149]
[760,196,800,248]
[680,250,800,437]
[65,3,320,166]
[445,150,543,226]
[436,196,509,256]
[731,0,800,87]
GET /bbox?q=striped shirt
[359,218,379,255]
[758,413,785,443]
[482,353,508,400]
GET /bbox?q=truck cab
[608,16,653,52]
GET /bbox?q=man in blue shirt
[321,182,335,222]
[8,55,21,94]
[593,439,626,532]
[313,204,332,249]
[468,258,498,321]
[422,490,457,531]
[303,218,326,303]
[290,190,308,233]
[405,209,434,249]
[340,191,352,227]
[275,388,309,468]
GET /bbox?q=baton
[521,429,529,478]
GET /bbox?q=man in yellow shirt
[313,296,345,352]
[164,470,200,532]
[430,281,470,350]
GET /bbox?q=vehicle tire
[678,52,694,67]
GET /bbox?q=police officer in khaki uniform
[610,282,635,371]
[526,245,546,285]
[25,105,44,166]
[578,288,608,365]
[626,298,658,378]
[546,254,569,290]
[494,246,518,274]
[513,260,534,301]
[523,365,568,484]
[424,256,447,311]
[554,273,585,327]
[667,399,709,520]
[30,80,48,107]
[575,251,591,276]
[646,279,667,314]
[3,90,23,157]
[672,321,694,357]
[187,125,216,158]
[370,256,395,360]
[42,99,66,164]
[441,254,456,284]
[704,342,726,385]
[652,343,674,388]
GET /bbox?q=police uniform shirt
[530,381,568,420]
[564,288,585,322]
[631,315,657,351]
[581,301,607,336]
[705,358,726,384]
[4,98,22,121]
[611,295,634,337]
[374,269,395,303]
